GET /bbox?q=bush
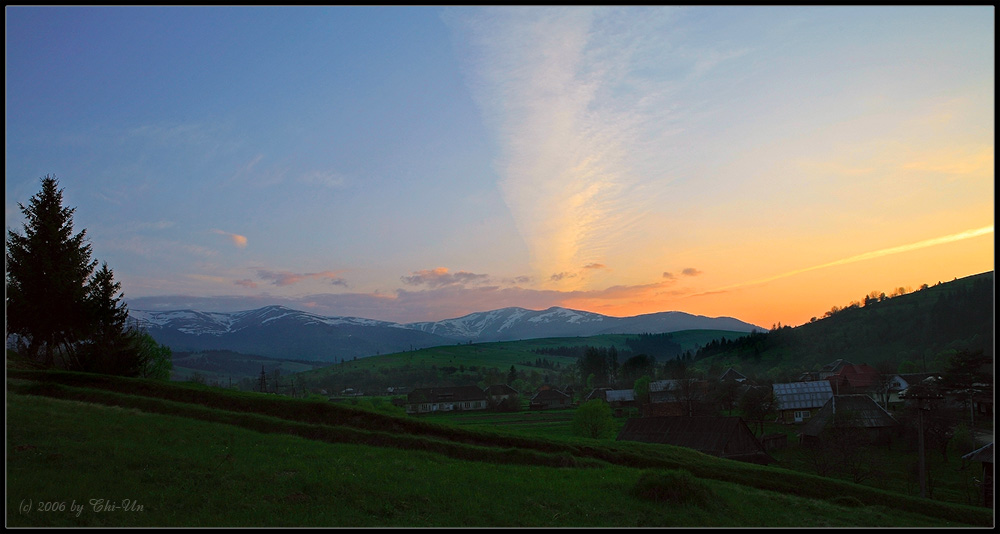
[630,469,714,507]
[571,399,616,439]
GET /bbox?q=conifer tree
[6,175,97,366]
[6,175,169,378]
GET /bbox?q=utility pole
[902,381,942,499]
[257,365,267,394]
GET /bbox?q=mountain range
[130,305,764,362]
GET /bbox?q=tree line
[6,176,171,378]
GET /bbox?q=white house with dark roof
[405,386,488,414]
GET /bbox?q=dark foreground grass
[8,392,979,528]
[6,370,992,527]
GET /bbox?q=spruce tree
[7,175,170,377]
[6,175,97,366]
[77,261,135,374]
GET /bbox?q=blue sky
[5,6,994,327]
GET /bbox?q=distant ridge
[131,305,764,362]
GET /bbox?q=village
[393,357,994,508]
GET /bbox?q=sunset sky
[5,6,994,329]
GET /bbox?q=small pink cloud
[234,278,258,288]
[213,229,248,248]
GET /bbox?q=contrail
[694,225,994,295]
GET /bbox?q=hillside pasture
[6,369,991,528]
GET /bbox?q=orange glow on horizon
[556,226,994,328]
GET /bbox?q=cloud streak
[256,269,347,287]
[693,225,994,296]
[401,267,490,288]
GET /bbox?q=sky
[5,6,994,329]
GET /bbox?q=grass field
[6,369,992,528]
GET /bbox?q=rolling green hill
[6,369,991,527]
[291,331,748,396]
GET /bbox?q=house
[827,363,881,396]
[819,359,852,379]
[962,443,994,508]
[641,401,685,417]
[405,386,488,414]
[583,388,611,402]
[886,373,940,405]
[799,395,899,445]
[484,384,519,410]
[605,389,636,407]
[773,381,833,423]
[529,387,572,409]
[616,416,775,465]
[719,367,748,383]
[648,379,714,416]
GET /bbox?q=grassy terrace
[6,369,993,527]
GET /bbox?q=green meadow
[6,369,991,528]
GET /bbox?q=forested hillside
[690,271,993,380]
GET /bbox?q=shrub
[571,399,616,439]
[630,469,714,508]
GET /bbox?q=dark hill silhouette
[693,271,993,379]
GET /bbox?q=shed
[616,416,775,465]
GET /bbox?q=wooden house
[529,387,572,410]
[405,386,488,414]
[648,379,714,416]
[485,383,518,402]
[617,416,775,465]
[719,367,748,383]
[605,388,636,407]
[773,380,833,424]
[799,395,899,445]
[827,363,880,396]
[819,359,852,379]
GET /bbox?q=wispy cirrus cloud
[445,7,741,288]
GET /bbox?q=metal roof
[772,381,833,410]
[799,395,898,437]
[605,389,635,402]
